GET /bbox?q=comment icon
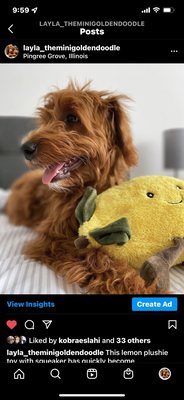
[24,320,35,330]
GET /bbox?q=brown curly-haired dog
[5,81,158,293]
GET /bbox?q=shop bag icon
[123,368,134,379]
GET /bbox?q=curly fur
[4,81,158,294]
[60,248,159,294]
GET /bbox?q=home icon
[14,369,25,380]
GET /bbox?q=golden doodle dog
[5,81,152,293]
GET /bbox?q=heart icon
[6,320,17,329]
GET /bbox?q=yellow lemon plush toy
[75,176,184,291]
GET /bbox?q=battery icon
[163,7,175,13]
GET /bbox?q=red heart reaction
[6,320,17,329]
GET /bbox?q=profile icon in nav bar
[159,367,171,380]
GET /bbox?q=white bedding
[0,189,81,294]
[0,189,184,294]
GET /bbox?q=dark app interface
[0,2,184,399]
[1,295,183,398]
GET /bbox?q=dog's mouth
[42,157,84,185]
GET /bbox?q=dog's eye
[147,192,154,198]
[176,185,182,190]
[65,114,79,123]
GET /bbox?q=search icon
[24,320,35,330]
[50,368,61,379]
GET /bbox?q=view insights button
[132,297,178,311]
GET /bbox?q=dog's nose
[21,142,37,160]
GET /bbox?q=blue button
[132,297,178,311]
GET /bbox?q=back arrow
[8,24,14,34]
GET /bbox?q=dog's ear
[107,96,138,167]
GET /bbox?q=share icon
[42,320,52,329]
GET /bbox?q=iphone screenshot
[0,2,183,399]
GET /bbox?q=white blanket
[0,189,184,294]
[0,189,81,294]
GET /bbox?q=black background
[0,295,183,398]
[1,1,184,62]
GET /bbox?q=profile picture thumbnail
[6,335,27,344]
[20,336,27,344]
[158,367,171,380]
[14,335,20,344]
[7,336,15,344]
[4,44,19,59]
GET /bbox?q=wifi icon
[153,7,160,13]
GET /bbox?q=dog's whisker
[78,156,88,166]
[79,155,89,165]
[49,183,72,193]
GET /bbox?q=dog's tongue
[42,163,65,184]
